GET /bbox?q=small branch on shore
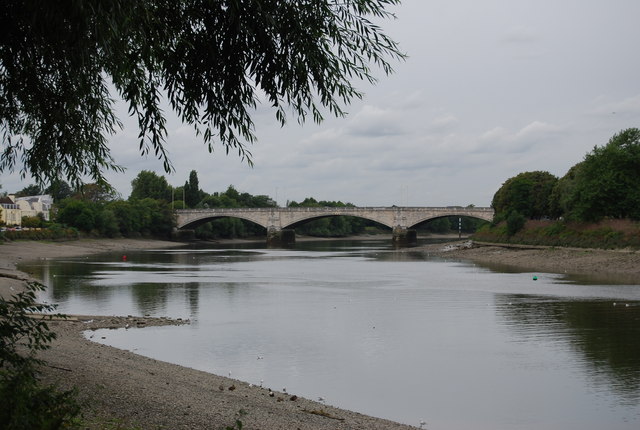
[303,409,345,421]
[0,271,29,281]
[46,364,73,372]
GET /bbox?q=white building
[0,194,53,226]
[14,194,53,221]
[0,196,21,226]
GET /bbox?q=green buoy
[532,275,538,281]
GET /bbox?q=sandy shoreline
[0,238,417,430]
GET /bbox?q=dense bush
[0,282,80,429]
[506,211,526,236]
[54,197,175,239]
[21,213,46,228]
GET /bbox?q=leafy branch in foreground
[1,283,58,372]
[0,1,404,188]
[0,282,80,429]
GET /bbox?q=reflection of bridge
[176,206,494,245]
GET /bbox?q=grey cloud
[499,26,539,45]
[344,105,407,137]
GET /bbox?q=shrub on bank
[1,226,79,241]
[473,219,640,249]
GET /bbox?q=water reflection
[474,259,640,285]
[497,295,640,403]
[30,251,205,317]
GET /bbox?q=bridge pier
[392,226,417,247]
[267,227,296,247]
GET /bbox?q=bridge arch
[407,212,493,229]
[175,207,494,245]
[283,213,393,230]
[178,213,269,231]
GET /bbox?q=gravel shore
[37,315,417,429]
[1,239,418,429]
[410,240,640,283]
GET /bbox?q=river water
[25,239,640,429]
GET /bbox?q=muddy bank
[411,240,640,283]
[0,238,187,299]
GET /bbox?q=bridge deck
[176,206,494,230]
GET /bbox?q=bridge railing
[176,206,493,213]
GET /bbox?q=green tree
[73,182,119,203]
[45,180,73,202]
[172,200,186,210]
[135,198,175,237]
[564,128,640,221]
[104,198,174,237]
[287,198,366,236]
[21,215,44,229]
[197,194,219,208]
[506,210,526,236]
[425,217,451,233]
[247,194,277,208]
[193,186,278,238]
[223,186,241,204]
[56,200,97,232]
[184,170,203,208]
[491,171,558,220]
[173,186,186,206]
[548,163,583,219]
[107,201,141,236]
[95,209,120,238]
[14,184,42,197]
[459,216,488,233]
[129,171,171,202]
[288,197,320,207]
[1,1,403,187]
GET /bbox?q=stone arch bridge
[175,206,494,245]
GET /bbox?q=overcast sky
[3,0,640,207]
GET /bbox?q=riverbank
[0,238,187,299]
[411,240,640,283]
[0,238,417,430]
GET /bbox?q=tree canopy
[0,1,403,188]
[14,184,42,198]
[559,128,640,221]
[491,171,558,220]
[183,170,203,208]
[491,128,640,224]
[129,170,172,202]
